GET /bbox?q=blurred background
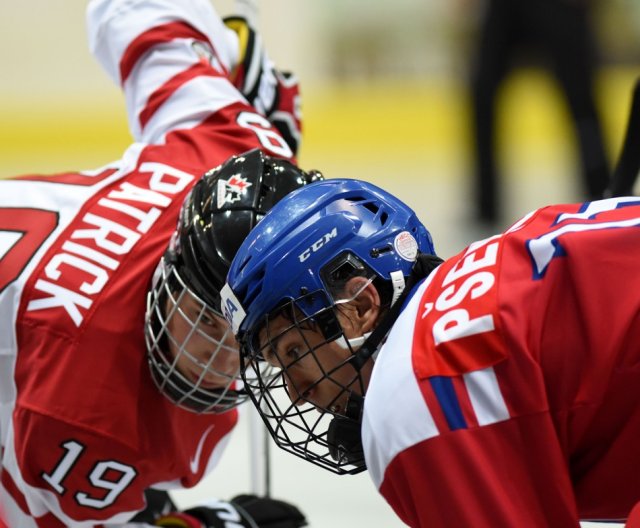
[1,1,639,526]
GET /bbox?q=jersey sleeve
[87,0,244,144]
[374,415,581,527]
[364,199,640,526]
[362,241,581,527]
[363,317,581,526]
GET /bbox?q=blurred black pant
[469,0,610,222]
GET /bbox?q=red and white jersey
[0,0,295,526]
[363,197,640,527]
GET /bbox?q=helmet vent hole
[244,266,266,306]
[361,201,379,215]
[238,255,253,273]
[352,199,388,226]
[369,245,393,258]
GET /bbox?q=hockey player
[0,0,314,526]
[222,179,640,527]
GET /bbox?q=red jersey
[363,197,640,527]
[0,0,295,526]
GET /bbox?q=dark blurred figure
[469,0,610,224]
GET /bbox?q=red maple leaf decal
[227,176,251,192]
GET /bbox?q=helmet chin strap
[332,270,406,356]
[333,332,372,351]
[327,270,408,470]
[349,253,444,372]
[389,269,406,306]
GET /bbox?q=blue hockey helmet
[224,178,435,341]
[222,178,436,473]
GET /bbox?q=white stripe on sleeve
[463,367,510,426]
[139,75,245,145]
[87,0,236,85]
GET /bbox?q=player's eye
[200,312,217,327]
[283,340,310,367]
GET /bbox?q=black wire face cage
[240,292,370,474]
[145,258,274,413]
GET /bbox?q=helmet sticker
[220,283,247,334]
[394,231,418,261]
[217,175,253,208]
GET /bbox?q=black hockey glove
[224,16,302,156]
[229,494,307,528]
[154,495,307,528]
[130,489,176,523]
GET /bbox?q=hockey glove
[230,494,307,528]
[130,489,177,523]
[224,16,302,156]
[154,495,307,528]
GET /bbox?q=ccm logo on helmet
[298,228,338,263]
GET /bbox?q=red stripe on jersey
[1,470,29,517]
[416,375,480,432]
[35,513,66,528]
[489,352,535,420]
[417,378,448,434]
[451,375,480,428]
[2,470,65,527]
[139,60,217,130]
[120,21,217,84]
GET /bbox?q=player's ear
[344,277,380,334]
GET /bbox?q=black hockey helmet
[145,148,323,413]
[173,148,321,311]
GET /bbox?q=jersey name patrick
[26,162,195,327]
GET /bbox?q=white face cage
[145,257,246,413]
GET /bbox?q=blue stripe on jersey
[429,376,467,431]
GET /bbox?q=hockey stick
[248,402,271,497]
[607,76,640,197]
[233,0,272,499]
